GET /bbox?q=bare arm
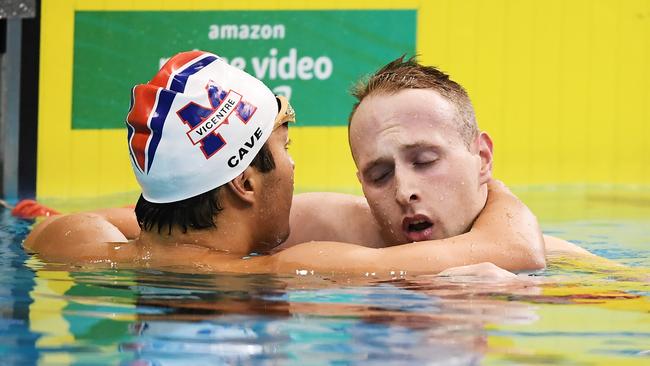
[282,180,546,272]
[85,208,140,239]
[23,206,139,247]
[231,235,535,276]
[23,213,129,260]
[461,180,546,271]
[269,190,546,274]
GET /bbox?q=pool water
[1,186,649,365]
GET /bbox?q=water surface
[2,186,649,365]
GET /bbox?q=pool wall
[36,0,650,199]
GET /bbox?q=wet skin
[350,89,493,245]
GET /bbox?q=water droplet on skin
[141,250,152,262]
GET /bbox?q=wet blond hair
[350,55,478,147]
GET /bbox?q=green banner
[72,10,416,129]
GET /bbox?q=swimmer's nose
[396,192,420,206]
[395,171,420,206]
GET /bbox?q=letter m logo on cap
[176,81,257,159]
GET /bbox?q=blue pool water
[1,187,649,365]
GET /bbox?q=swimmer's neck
[136,220,258,256]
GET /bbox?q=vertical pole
[1,18,21,199]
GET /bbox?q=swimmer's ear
[476,132,494,184]
[227,166,258,205]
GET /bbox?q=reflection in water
[13,255,650,365]
[123,274,528,365]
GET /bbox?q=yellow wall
[38,0,650,199]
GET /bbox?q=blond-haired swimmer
[281,56,594,264]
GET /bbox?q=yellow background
[38,0,650,199]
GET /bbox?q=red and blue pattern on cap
[125,51,218,174]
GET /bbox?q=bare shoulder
[281,192,383,248]
[24,212,128,261]
[543,234,595,257]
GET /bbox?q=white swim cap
[126,51,294,203]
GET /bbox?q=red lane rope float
[10,199,60,219]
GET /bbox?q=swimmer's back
[281,192,384,249]
[543,234,596,257]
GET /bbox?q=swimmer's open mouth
[408,221,433,231]
[402,215,434,242]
